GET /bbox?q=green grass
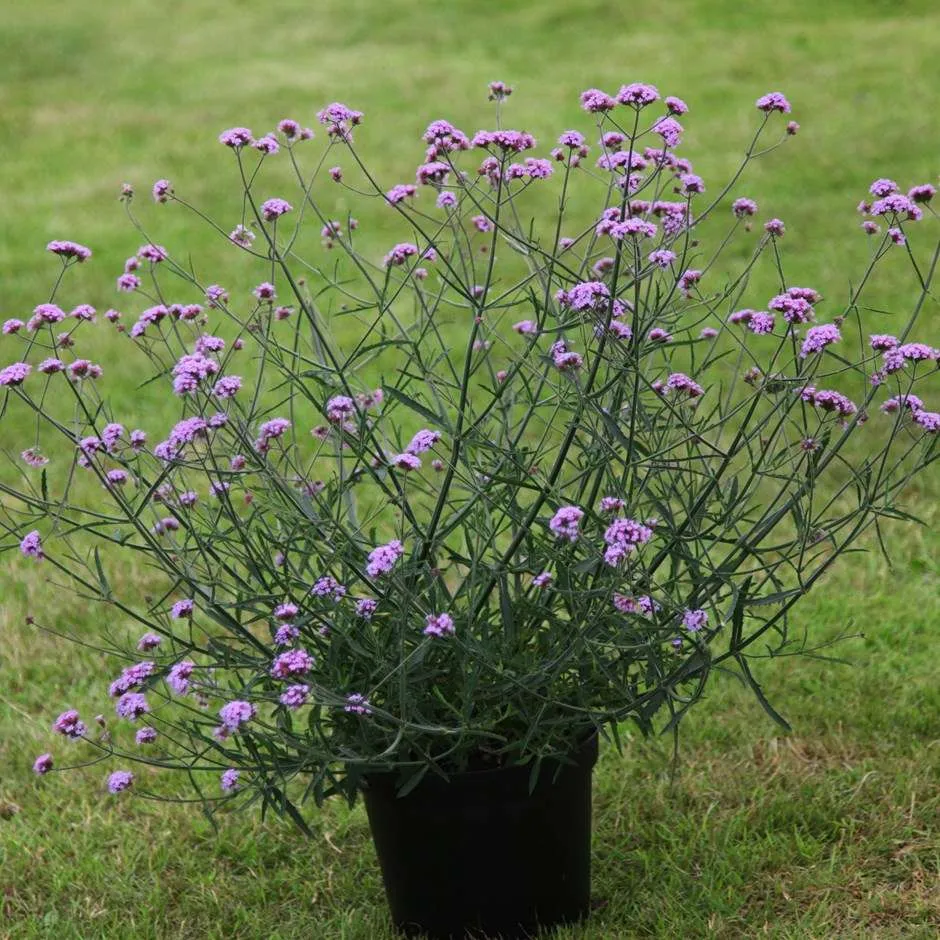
[2,0,940,937]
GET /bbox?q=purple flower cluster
[800,323,842,358]
[218,700,256,733]
[603,518,654,567]
[423,612,455,637]
[47,239,92,262]
[801,387,857,418]
[53,709,86,739]
[270,648,315,679]
[344,693,373,715]
[366,539,404,577]
[549,506,583,542]
[107,770,134,794]
[279,684,310,709]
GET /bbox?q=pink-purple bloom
[271,648,315,679]
[549,506,584,542]
[33,753,54,775]
[107,771,134,794]
[53,710,86,739]
[423,612,455,637]
[366,539,404,577]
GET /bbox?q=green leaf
[93,547,112,600]
[383,385,450,430]
[735,653,792,731]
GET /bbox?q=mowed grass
[2,0,940,937]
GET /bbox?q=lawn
[2,0,940,937]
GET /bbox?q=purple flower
[311,575,346,601]
[2,318,24,334]
[647,327,672,343]
[254,417,290,453]
[549,506,584,542]
[909,183,936,204]
[802,387,857,418]
[33,753,54,775]
[383,242,419,267]
[325,395,356,423]
[599,497,626,513]
[20,530,44,560]
[274,602,299,621]
[212,375,242,400]
[205,284,228,307]
[768,294,814,325]
[764,218,786,237]
[53,710,86,739]
[700,327,719,339]
[682,608,708,632]
[869,333,901,352]
[366,539,404,577]
[271,648,315,679]
[116,692,150,721]
[580,88,617,112]
[513,320,538,335]
[279,684,310,709]
[665,373,705,398]
[406,429,441,454]
[166,660,195,695]
[218,700,256,732]
[21,448,49,468]
[386,183,417,205]
[253,134,279,154]
[136,727,158,745]
[261,198,292,221]
[219,127,253,149]
[603,517,654,566]
[914,410,940,432]
[0,362,30,387]
[869,178,899,198]
[344,693,373,715]
[356,598,378,619]
[665,95,689,115]
[171,598,194,619]
[732,197,758,218]
[108,771,134,794]
[47,239,92,262]
[898,342,938,362]
[560,281,611,313]
[653,116,683,147]
[756,92,791,113]
[532,571,553,588]
[221,769,240,792]
[881,394,923,414]
[253,281,276,301]
[108,661,156,698]
[152,179,172,203]
[747,312,776,335]
[137,633,161,652]
[137,243,168,264]
[273,623,299,646]
[649,249,677,269]
[390,452,422,471]
[800,324,842,358]
[423,612,455,637]
[616,82,660,107]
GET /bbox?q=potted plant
[4,80,937,939]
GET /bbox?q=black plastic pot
[361,734,599,939]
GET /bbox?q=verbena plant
[3,83,937,826]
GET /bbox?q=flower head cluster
[603,517,654,567]
[366,539,404,577]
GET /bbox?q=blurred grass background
[2,0,940,936]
